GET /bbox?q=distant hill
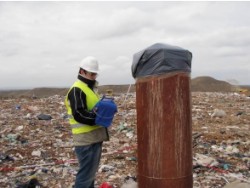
[191,76,234,92]
[0,76,248,98]
[98,84,135,94]
[0,88,68,98]
[0,85,135,98]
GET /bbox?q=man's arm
[68,87,96,125]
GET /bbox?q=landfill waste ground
[0,91,249,188]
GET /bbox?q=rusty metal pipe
[136,72,193,188]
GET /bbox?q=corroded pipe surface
[136,72,193,188]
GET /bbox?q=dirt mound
[0,76,245,98]
[191,76,234,92]
[0,85,135,99]
[31,88,69,98]
[0,88,69,98]
[98,84,135,94]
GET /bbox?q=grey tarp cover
[131,43,192,78]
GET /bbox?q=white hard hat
[80,56,99,73]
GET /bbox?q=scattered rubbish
[99,182,113,188]
[211,109,226,118]
[99,165,115,172]
[121,176,138,188]
[194,153,219,167]
[15,104,21,110]
[236,111,244,116]
[0,153,14,163]
[31,150,42,157]
[37,114,52,120]
[0,92,249,187]
[223,180,250,188]
[16,177,42,188]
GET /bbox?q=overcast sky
[0,1,250,89]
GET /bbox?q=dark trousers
[74,142,102,188]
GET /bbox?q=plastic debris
[223,180,250,188]
[99,182,113,188]
[0,91,249,187]
[37,114,52,120]
[211,109,226,118]
[121,176,138,188]
[16,177,42,188]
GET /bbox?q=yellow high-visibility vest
[65,80,100,134]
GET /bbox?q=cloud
[0,1,250,89]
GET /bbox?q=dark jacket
[68,75,97,125]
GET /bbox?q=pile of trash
[0,91,249,187]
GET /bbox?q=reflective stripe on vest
[65,80,100,134]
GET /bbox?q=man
[65,56,109,188]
